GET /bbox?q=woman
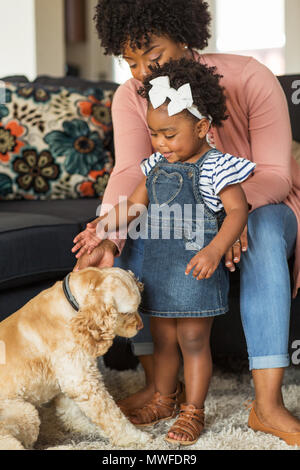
[74,0,300,444]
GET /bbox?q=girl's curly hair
[138,58,228,127]
[94,0,211,56]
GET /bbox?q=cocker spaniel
[0,267,151,450]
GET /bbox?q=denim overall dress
[139,149,229,318]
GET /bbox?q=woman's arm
[221,59,293,274]
[240,59,292,212]
[99,81,152,254]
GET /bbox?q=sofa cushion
[33,75,118,93]
[0,198,101,224]
[0,199,100,290]
[0,81,115,200]
[0,75,29,84]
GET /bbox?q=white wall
[0,0,65,80]
[204,0,300,74]
[64,0,300,79]
[204,0,217,53]
[285,0,300,74]
[0,0,37,79]
[66,0,113,81]
[0,0,299,81]
[35,0,65,77]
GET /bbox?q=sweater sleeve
[239,59,292,212]
[100,80,152,254]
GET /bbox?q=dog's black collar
[62,273,79,312]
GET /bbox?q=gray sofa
[0,74,299,370]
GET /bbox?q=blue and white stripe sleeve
[140,152,163,176]
[211,153,256,195]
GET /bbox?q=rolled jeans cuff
[131,342,154,357]
[249,354,290,370]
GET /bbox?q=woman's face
[122,34,192,82]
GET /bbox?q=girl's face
[147,104,210,164]
[123,34,192,82]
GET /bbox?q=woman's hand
[72,221,102,259]
[224,224,248,272]
[73,239,117,272]
[185,244,222,280]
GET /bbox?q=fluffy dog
[0,267,151,450]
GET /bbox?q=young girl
[72,58,256,445]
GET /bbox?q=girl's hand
[185,244,222,280]
[72,221,102,259]
[224,224,248,272]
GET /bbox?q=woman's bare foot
[117,383,155,413]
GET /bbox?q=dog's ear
[136,280,144,293]
[127,270,144,293]
[70,297,118,357]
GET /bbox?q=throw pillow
[0,82,115,200]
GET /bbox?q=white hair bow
[148,76,212,122]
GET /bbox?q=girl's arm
[97,176,149,236]
[72,177,148,257]
[185,183,248,279]
[209,183,248,257]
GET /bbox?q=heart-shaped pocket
[152,169,183,206]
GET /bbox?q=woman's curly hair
[94,0,211,56]
[138,58,228,127]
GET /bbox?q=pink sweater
[101,52,300,299]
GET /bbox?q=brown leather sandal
[165,403,205,446]
[128,382,185,427]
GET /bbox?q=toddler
[72,58,256,445]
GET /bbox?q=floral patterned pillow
[0,82,115,200]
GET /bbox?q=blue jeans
[114,203,298,370]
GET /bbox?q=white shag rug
[36,360,300,451]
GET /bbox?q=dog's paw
[138,430,153,446]
[114,429,152,448]
[0,435,25,450]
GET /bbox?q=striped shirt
[140,150,256,212]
